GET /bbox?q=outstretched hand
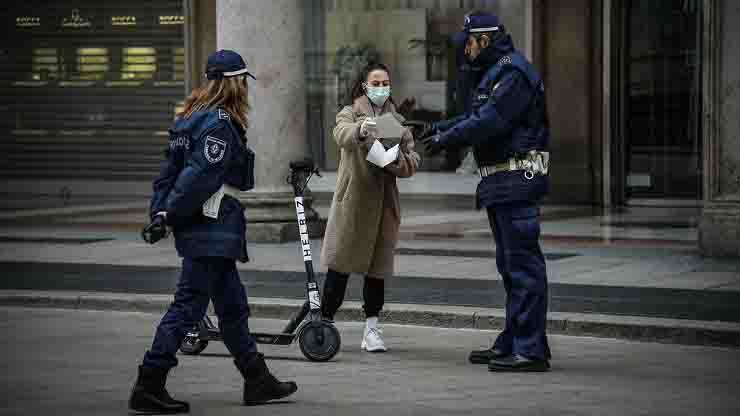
[421,134,445,155]
[402,121,435,141]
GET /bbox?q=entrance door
[619,0,703,203]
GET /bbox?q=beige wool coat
[320,96,420,279]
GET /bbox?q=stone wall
[718,1,740,199]
[700,0,740,257]
[535,0,601,205]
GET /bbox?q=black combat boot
[468,347,510,364]
[489,354,551,372]
[234,353,298,406]
[128,365,189,414]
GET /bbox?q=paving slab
[1,306,739,416]
[1,291,739,348]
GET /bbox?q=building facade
[2,0,738,255]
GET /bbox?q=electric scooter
[179,160,341,362]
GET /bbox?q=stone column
[184,0,217,92]
[217,0,321,242]
[699,0,740,257]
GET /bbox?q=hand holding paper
[366,139,400,168]
[360,118,378,139]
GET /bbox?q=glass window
[623,0,702,199]
[32,48,62,80]
[303,1,526,170]
[173,47,185,81]
[121,47,157,80]
[75,47,109,80]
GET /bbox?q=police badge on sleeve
[204,136,227,163]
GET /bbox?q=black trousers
[321,269,384,319]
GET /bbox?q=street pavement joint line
[2,289,740,351]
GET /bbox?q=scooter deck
[253,332,296,345]
[199,328,295,346]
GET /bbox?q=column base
[699,200,740,257]
[239,191,326,243]
[247,219,327,243]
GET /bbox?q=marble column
[215,0,322,242]
[699,0,740,257]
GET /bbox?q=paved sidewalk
[2,290,738,347]
[0,227,736,292]
[2,307,739,416]
[1,171,738,348]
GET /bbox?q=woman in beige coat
[320,63,420,352]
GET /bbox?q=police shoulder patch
[498,55,512,66]
[217,108,230,121]
[204,135,227,163]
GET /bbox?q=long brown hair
[348,62,394,106]
[178,77,250,129]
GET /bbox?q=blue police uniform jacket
[149,108,255,260]
[437,35,550,208]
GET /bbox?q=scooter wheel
[298,321,341,362]
[180,334,208,355]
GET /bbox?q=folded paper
[366,139,400,168]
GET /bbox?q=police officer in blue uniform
[130,50,297,414]
[422,12,552,372]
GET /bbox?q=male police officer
[422,12,552,372]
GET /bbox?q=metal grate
[0,1,185,181]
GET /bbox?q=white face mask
[365,85,391,107]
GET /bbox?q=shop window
[174,100,185,116]
[122,47,157,80]
[32,48,62,80]
[76,48,109,80]
[173,47,184,81]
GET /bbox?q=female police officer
[129,50,297,414]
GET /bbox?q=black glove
[421,134,445,155]
[141,214,169,244]
[402,121,436,141]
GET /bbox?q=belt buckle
[517,156,535,180]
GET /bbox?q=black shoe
[469,347,510,364]
[128,365,189,414]
[488,354,550,372]
[235,353,298,406]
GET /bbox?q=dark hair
[348,62,393,105]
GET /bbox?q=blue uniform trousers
[143,257,257,369]
[487,202,551,361]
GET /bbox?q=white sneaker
[361,326,387,352]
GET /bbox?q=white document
[202,186,226,219]
[374,113,405,140]
[366,139,400,168]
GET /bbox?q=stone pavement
[1,307,739,416]
[0,224,735,292]
[0,171,738,346]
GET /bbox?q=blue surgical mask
[365,85,391,107]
